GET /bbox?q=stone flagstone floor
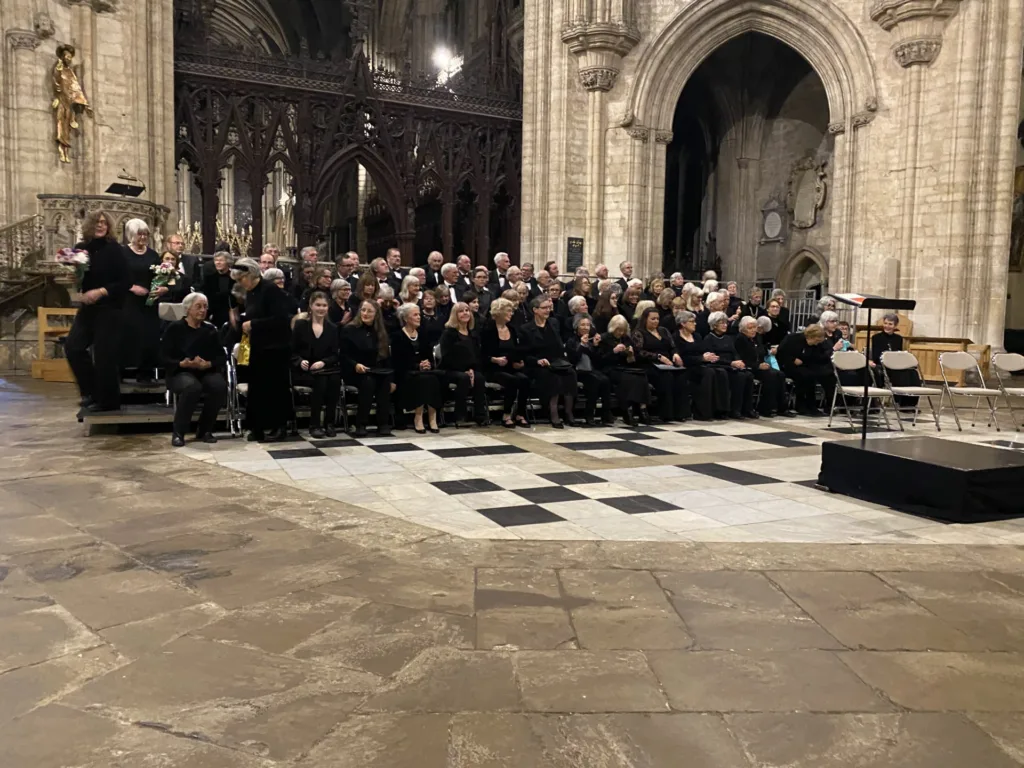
[2,377,1024,767]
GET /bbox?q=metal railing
[0,214,44,275]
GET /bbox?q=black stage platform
[818,436,1024,523]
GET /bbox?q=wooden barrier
[31,307,76,383]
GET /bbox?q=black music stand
[829,293,917,444]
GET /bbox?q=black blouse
[291,319,339,369]
[677,333,708,368]
[340,324,389,374]
[439,327,481,371]
[76,238,130,307]
[160,320,227,378]
[735,333,767,370]
[200,265,234,325]
[705,331,739,366]
[243,278,294,351]
[480,321,523,372]
[328,298,357,326]
[870,331,904,365]
[519,321,569,367]
[596,333,638,370]
[566,335,607,369]
[631,328,678,365]
[763,316,790,347]
[390,328,434,376]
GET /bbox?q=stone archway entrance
[777,247,829,292]
[620,0,878,289]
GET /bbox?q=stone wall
[523,0,1024,347]
[0,0,175,231]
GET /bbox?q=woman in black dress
[419,290,445,351]
[520,295,577,428]
[481,297,530,428]
[439,302,489,426]
[65,210,130,412]
[341,300,394,437]
[619,284,642,326]
[121,218,161,382]
[675,310,730,421]
[291,291,341,438]
[704,311,756,419]
[591,288,619,335]
[200,251,235,328]
[232,257,295,441]
[328,279,356,326]
[735,315,790,417]
[390,303,442,434]
[596,314,650,425]
[763,299,790,347]
[632,307,690,422]
[777,324,835,415]
[566,314,613,425]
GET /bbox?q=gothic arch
[623,0,877,133]
[777,246,829,292]
[313,146,408,233]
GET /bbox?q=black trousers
[722,367,755,415]
[65,303,122,409]
[688,366,730,419]
[754,367,787,415]
[646,367,691,420]
[488,369,530,415]
[444,369,488,422]
[352,372,392,428]
[579,370,612,420]
[247,347,291,433]
[787,365,835,412]
[295,371,341,428]
[169,370,227,435]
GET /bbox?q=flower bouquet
[147,261,178,305]
[55,247,90,292]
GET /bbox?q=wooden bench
[31,307,77,383]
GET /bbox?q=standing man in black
[386,248,405,291]
[616,260,634,293]
[456,254,474,290]
[335,252,360,292]
[424,251,444,288]
[490,252,511,291]
[65,210,131,412]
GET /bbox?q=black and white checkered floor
[179,416,1024,543]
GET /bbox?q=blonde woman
[399,274,421,305]
[481,297,530,428]
[439,302,489,426]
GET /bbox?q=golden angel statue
[52,45,92,163]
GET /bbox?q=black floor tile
[477,505,565,527]
[538,471,606,485]
[614,442,674,457]
[606,432,660,442]
[432,478,504,495]
[618,426,666,433]
[267,447,326,460]
[683,463,783,485]
[477,445,528,456]
[676,429,720,438]
[601,495,679,514]
[431,446,526,458]
[371,443,423,453]
[558,440,672,457]
[514,486,587,504]
[794,479,826,489]
[307,437,356,448]
[738,431,816,449]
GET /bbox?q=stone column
[219,159,235,230]
[4,27,41,221]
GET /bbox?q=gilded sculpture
[51,44,92,163]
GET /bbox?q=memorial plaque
[566,237,584,272]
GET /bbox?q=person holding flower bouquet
[148,252,190,306]
[121,218,161,382]
[64,210,131,412]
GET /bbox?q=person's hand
[760,362,770,371]
[355,363,369,374]
[703,352,715,362]
[242,321,251,335]
[52,98,60,109]
[512,361,524,369]
[310,361,325,371]
[672,354,683,367]
[341,311,352,324]
[580,334,590,345]
[468,370,475,385]
[659,355,672,366]
[494,356,508,367]
[770,346,778,355]
[593,334,601,345]
[538,359,550,367]
[732,360,745,370]
[80,288,104,305]
[794,358,803,366]
[179,358,195,369]
[229,309,239,329]
[390,382,397,394]
[869,361,877,368]
[834,339,844,351]
[130,284,149,297]
[613,343,627,354]
[419,359,432,371]
[155,286,169,296]
[196,358,212,371]
[300,360,310,371]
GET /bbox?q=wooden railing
[0,214,44,275]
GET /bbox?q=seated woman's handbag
[765,352,780,371]
[237,334,251,366]
[575,350,593,372]
[550,358,573,371]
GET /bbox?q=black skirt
[531,365,578,398]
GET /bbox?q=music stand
[105,182,146,197]
[829,293,917,444]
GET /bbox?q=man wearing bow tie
[456,254,474,289]
[424,251,444,289]
[386,248,404,291]
[440,263,461,305]
[490,252,511,290]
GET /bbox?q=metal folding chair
[992,352,1024,432]
[828,350,902,431]
[226,343,246,436]
[938,350,1003,432]
[880,350,943,431]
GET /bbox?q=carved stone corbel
[6,29,41,50]
[827,121,847,136]
[870,0,963,67]
[561,4,640,95]
[625,126,650,142]
[34,12,56,39]
[654,130,673,145]
[579,67,619,93]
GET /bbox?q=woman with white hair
[735,314,790,417]
[263,267,298,316]
[676,310,730,421]
[703,311,755,418]
[231,257,294,441]
[398,274,421,305]
[121,217,162,382]
[377,283,399,332]
[160,292,227,447]
[391,302,442,433]
[328,279,355,325]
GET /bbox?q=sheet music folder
[829,293,917,312]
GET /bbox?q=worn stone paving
[2,377,1024,767]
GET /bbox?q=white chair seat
[485,381,502,390]
[890,386,943,396]
[1002,387,1024,396]
[236,383,249,396]
[293,386,313,395]
[950,387,1001,396]
[839,386,891,398]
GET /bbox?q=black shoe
[247,431,265,442]
[744,411,760,420]
[377,427,393,437]
[196,432,218,444]
[80,396,94,408]
[731,411,745,420]
[264,429,284,442]
[171,433,185,447]
[428,425,440,434]
[551,421,565,429]
[515,417,530,428]
[564,417,578,428]
[353,427,369,438]
[502,419,515,429]
[86,403,119,413]
[779,410,798,418]
[309,427,325,439]
[623,411,635,426]
[324,424,337,437]
[415,426,427,434]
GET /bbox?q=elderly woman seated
[291,291,341,438]
[566,313,614,425]
[481,297,531,428]
[439,301,490,427]
[391,302,442,433]
[562,295,590,341]
[705,311,756,419]
[377,284,399,332]
[160,292,228,447]
[328,279,356,325]
[696,291,728,337]
[675,310,730,420]
[596,314,650,424]
[399,275,422,306]
[776,323,835,416]
[735,315,791,417]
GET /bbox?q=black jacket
[480,321,523,371]
[390,328,435,378]
[243,278,294,351]
[439,327,481,371]
[519,321,569,367]
[704,331,739,366]
[160,319,226,378]
[76,238,130,307]
[340,323,389,375]
[291,318,339,369]
[735,333,767,370]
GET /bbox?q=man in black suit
[521,262,541,298]
[335,252,360,291]
[456,254,474,290]
[490,252,511,291]
[440,263,462,305]
[424,251,444,289]
[386,248,405,291]
[615,260,634,293]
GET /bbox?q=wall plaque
[566,237,584,272]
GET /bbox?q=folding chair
[226,344,247,436]
[992,352,1024,432]
[880,350,943,431]
[938,350,1003,432]
[828,350,902,431]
